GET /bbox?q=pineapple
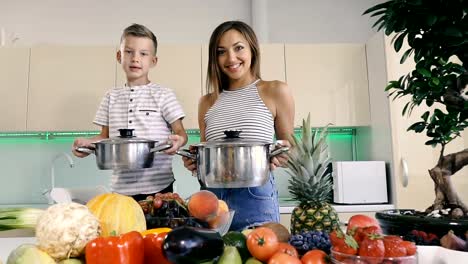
[286,114,340,234]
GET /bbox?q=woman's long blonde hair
[206,21,261,100]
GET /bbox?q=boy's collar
[124,82,153,89]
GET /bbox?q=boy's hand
[72,138,95,158]
[270,140,291,171]
[182,145,197,173]
[163,134,184,155]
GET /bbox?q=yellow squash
[86,193,146,236]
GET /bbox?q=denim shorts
[206,175,280,231]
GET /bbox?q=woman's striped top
[93,83,185,195]
[205,79,274,142]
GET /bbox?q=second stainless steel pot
[77,129,171,170]
[177,130,289,188]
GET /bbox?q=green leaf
[400,48,413,64]
[370,9,386,17]
[444,27,463,38]
[394,33,406,52]
[425,139,440,146]
[362,0,392,15]
[431,77,440,86]
[426,99,434,107]
[372,15,387,30]
[421,111,430,122]
[402,102,410,116]
[407,122,426,133]
[385,81,400,91]
[426,15,437,27]
[417,68,431,77]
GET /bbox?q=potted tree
[363,0,468,238]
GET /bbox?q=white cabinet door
[201,44,286,95]
[28,46,116,131]
[0,47,29,131]
[285,44,370,127]
[117,44,202,129]
[385,36,468,210]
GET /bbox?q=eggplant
[163,226,224,264]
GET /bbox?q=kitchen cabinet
[201,44,286,95]
[116,44,202,129]
[0,47,29,131]
[28,46,116,131]
[385,37,468,211]
[285,44,370,127]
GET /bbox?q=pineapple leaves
[286,114,333,204]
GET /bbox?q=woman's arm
[259,80,295,169]
[182,94,213,171]
[198,94,214,142]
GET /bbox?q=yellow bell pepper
[140,227,172,237]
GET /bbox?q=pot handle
[268,146,289,158]
[75,147,95,154]
[150,142,173,153]
[175,149,196,160]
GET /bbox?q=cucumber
[222,231,251,262]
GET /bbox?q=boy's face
[117,35,157,86]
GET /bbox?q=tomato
[276,242,299,258]
[268,252,301,264]
[301,249,328,264]
[346,215,381,234]
[246,227,279,262]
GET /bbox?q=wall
[0,0,383,45]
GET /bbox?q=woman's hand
[164,134,185,155]
[270,140,291,171]
[182,145,197,173]
[72,138,95,158]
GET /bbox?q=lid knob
[118,129,135,138]
[224,130,242,139]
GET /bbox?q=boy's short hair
[121,24,158,55]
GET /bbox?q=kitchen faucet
[43,152,74,204]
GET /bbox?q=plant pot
[375,209,468,239]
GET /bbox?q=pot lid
[195,130,272,147]
[95,129,156,144]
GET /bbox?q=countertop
[0,236,36,263]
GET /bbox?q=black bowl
[375,209,468,238]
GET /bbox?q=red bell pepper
[143,232,171,264]
[86,231,144,264]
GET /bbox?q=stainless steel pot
[76,129,171,170]
[177,130,289,188]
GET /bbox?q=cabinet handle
[401,157,409,187]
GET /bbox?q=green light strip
[0,128,355,140]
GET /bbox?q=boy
[72,24,187,201]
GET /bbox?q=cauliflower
[35,202,101,261]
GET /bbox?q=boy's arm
[165,119,188,155]
[72,126,109,157]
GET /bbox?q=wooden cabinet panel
[28,46,116,131]
[0,48,29,131]
[385,36,468,210]
[285,44,370,127]
[201,44,286,95]
[117,44,202,129]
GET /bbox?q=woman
[184,20,295,231]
